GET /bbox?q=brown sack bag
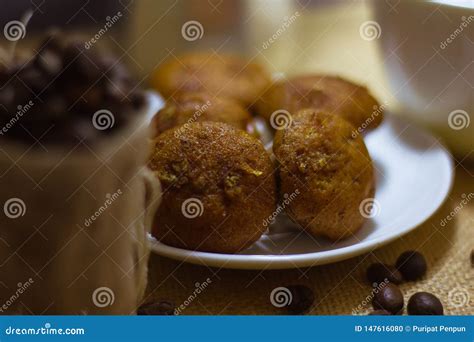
[0,93,161,314]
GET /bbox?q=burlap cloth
[145,165,473,315]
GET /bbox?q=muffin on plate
[151,53,271,108]
[273,109,375,240]
[149,122,276,253]
[150,92,252,137]
[256,75,384,132]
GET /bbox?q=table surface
[144,1,474,315]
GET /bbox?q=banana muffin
[151,53,271,108]
[273,109,375,240]
[149,122,276,253]
[256,75,384,132]
[151,92,252,136]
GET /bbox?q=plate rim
[148,116,455,270]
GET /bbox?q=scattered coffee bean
[372,283,404,315]
[396,251,427,281]
[137,300,175,315]
[407,292,443,315]
[285,285,314,315]
[366,263,403,285]
[368,309,391,315]
[470,250,474,268]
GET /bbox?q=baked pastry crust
[149,122,276,253]
[151,92,252,136]
[151,53,271,108]
[256,75,384,132]
[273,109,375,240]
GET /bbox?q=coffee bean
[396,251,427,281]
[407,292,443,315]
[470,250,474,268]
[137,300,175,315]
[368,309,391,315]
[285,285,314,315]
[372,283,404,315]
[366,263,403,285]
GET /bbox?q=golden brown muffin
[151,53,271,108]
[273,109,375,240]
[149,122,276,253]
[151,92,252,136]
[256,75,384,132]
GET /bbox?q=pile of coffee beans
[365,250,445,315]
[0,32,145,145]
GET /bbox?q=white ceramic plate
[149,115,454,269]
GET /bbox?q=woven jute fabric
[145,166,473,315]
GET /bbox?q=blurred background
[0,0,473,156]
